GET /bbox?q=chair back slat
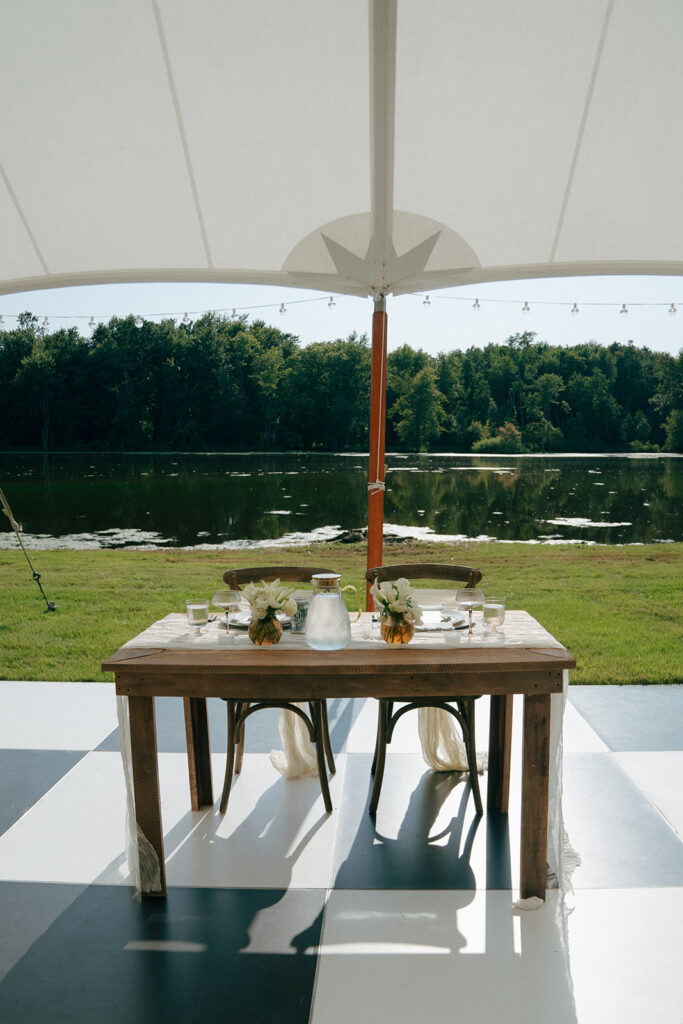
[224,566,334,590]
[365,562,482,588]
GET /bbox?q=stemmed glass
[455,588,485,637]
[186,598,209,636]
[212,590,240,637]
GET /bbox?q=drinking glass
[186,598,209,635]
[212,590,240,636]
[455,588,484,637]
[483,595,506,632]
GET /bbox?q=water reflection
[0,452,680,548]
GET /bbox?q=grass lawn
[1,541,681,684]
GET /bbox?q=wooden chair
[365,562,484,817]
[219,565,336,815]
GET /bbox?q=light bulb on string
[134,315,143,329]
[423,294,431,306]
[279,303,286,315]
[570,303,579,316]
[668,303,677,316]
[328,296,336,310]
[88,316,95,329]
[0,315,4,327]
[619,304,628,317]
[521,301,530,315]
[182,313,190,325]
[42,316,49,330]
[472,299,480,311]
[231,308,237,317]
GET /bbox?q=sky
[1,274,682,359]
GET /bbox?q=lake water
[0,452,680,549]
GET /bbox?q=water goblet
[212,590,240,637]
[186,598,209,635]
[455,588,484,637]
[483,595,506,632]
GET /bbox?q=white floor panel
[0,681,117,750]
[615,751,683,839]
[568,887,683,1024]
[0,751,129,884]
[563,699,609,753]
[165,753,345,890]
[311,889,577,1024]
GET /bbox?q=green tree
[392,365,446,451]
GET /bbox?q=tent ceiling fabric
[2,0,683,301]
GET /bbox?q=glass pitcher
[305,573,362,650]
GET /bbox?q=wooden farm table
[102,611,575,899]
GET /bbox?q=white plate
[416,609,469,631]
[228,611,291,630]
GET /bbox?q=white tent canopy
[2,0,683,302]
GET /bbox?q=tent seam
[150,0,214,269]
[0,161,49,275]
[549,0,615,264]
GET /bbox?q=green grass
[1,542,681,684]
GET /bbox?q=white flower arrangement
[370,577,424,625]
[241,579,298,621]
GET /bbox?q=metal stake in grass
[0,486,57,612]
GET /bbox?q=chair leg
[321,700,336,774]
[311,700,333,813]
[220,700,237,814]
[369,700,390,816]
[460,699,483,816]
[234,701,247,775]
[371,698,392,776]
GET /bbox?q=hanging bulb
[182,312,190,325]
[668,303,677,316]
[88,316,95,329]
[423,294,431,306]
[279,303,286,315]
[521,301,530,315]
[0,315,4,327]
[42,316,50,329]
[328,296,336,309]
[472,298,480,311]
[619,304,628,317]
[134,315,143,328]
[570,303,579,316]
[231,308,237,317]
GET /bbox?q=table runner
[116,611,577,903]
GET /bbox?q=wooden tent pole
[366,295,388,608]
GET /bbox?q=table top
[102,611,574,700]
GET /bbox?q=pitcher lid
[311,572,341,588]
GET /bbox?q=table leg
[183,697,213,810]
[128,696,166,897]
[520,693,551,900]
[487,694,513,812]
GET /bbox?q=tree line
[1,312,681,452]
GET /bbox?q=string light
[2,291,682,330]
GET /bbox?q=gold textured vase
[248,615,283,645]
[380,614,415,645]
